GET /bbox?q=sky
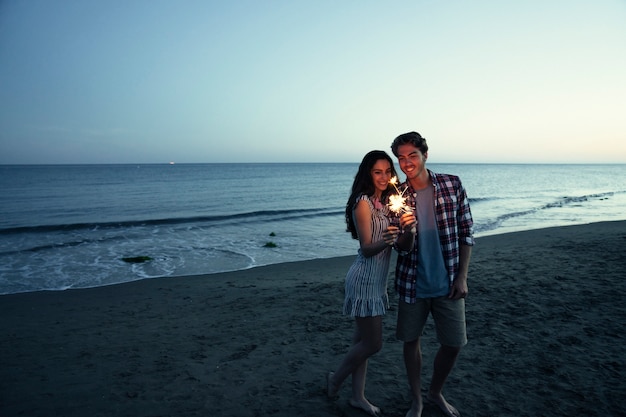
[1,1,625,164]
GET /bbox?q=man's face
[396,143,427,181]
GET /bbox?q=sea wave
[469,197,498,203]
[0,207,344,235]
[540,192,616,208]
[476,191,620,233]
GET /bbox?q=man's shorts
[396,296,467,347]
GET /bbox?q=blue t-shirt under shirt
[414,184,450,298]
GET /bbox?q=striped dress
[343,194,392,317]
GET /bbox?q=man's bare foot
[405,399,423,417]
[426,392,460,417]
[349,398,381,416]
[327,372,339,398]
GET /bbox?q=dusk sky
[1,1,625,164]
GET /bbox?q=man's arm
[449,243,472,299]
[395,212,416,252]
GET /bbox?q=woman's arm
[353,199,396,258]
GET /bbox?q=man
[391,131,474,417]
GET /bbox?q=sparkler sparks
[387,177,411,215]
[387,176,416,233]
[388,193,410,214]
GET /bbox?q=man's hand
[399,212,417,233]
[449,275,468,299]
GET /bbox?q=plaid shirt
[395,169,475,303]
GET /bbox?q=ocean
[1,163,625,295]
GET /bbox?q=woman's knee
[365,338,383,355]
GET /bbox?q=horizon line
[1,161,626,166]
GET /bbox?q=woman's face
[370,159,393,193]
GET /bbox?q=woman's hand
[383,226,400,245]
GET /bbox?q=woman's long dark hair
[345,150,397,239]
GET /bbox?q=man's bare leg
[426,344,461,417]
[403,339,423,417]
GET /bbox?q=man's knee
[440,344,461,357]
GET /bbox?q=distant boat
[169,161,175,165]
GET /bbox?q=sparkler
[387,176,416,233]
[387,176,411,215]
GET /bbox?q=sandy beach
[1,221,625,417]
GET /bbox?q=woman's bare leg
[329,316,383,415]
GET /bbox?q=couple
[327,132,475,417]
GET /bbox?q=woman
[328,150,416,416]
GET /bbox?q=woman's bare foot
[349,398,381,416]
[327,372,339,398]
[426,392,460,417]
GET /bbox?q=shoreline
[1,220,625,416]
[3,219,625,297]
